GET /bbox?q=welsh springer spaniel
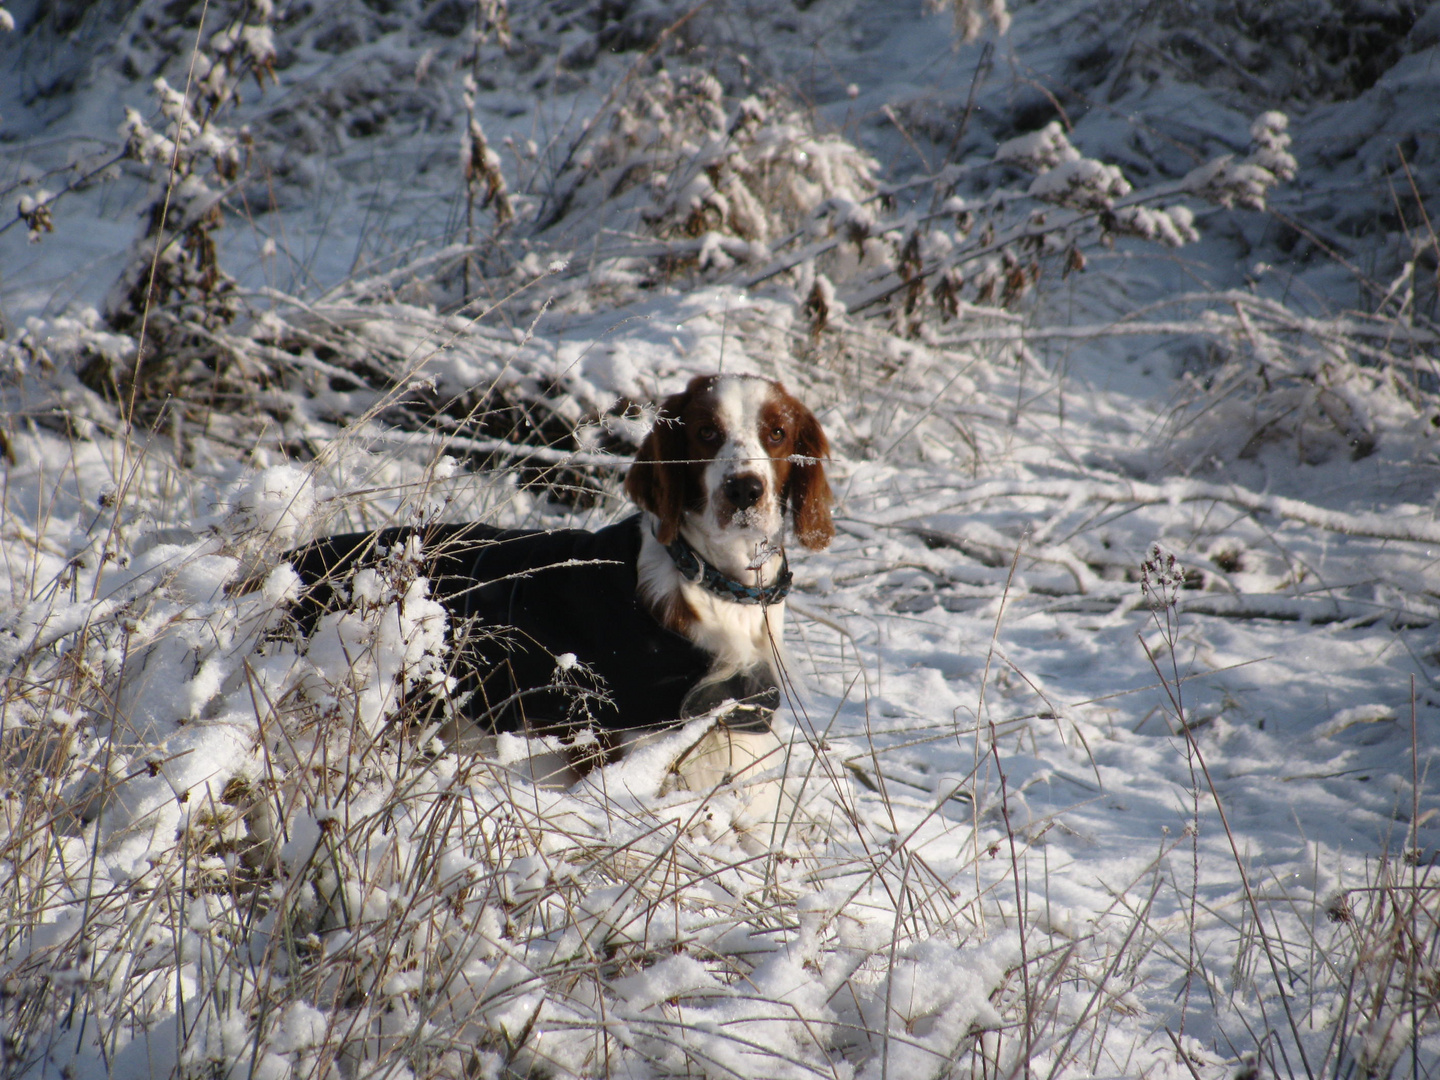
[287,374,832,804]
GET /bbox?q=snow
[1,0,1438,1078]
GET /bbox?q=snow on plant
[781,110,1285,338]
[95,0,278,417]
[1182,110,1297,210]
[15,190,54,243]
[0,427,1117,1080]
[10,7,1304,493]
[7,325,1436,1077]
[461,85,512,220]
[296,535,453,736]
[520,75,1278,349]
[540,68,881,277]
[1028,156,1131,213]
[459,2,514,303]
[1147,288,1422,466]
[993,119,1079,172]
[523,68,891,313]
[0,308,137,407]
[3,5,1438,1076]
[0,450,477,1067]
[1317,858,1440,1080]
[1108,202,1199,247]
[879,106,1402,470]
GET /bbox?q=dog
[285,373,832,800]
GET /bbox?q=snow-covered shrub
[1158,291,1419,468]
[88,1,278,418]
[15,189,54,242]
[804,111,1287,339]
[1181,111,1296,211]
[10,0,1308,499]
[537,68,881,271]
[519,66,1295,356]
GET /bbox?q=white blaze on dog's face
[699,375,785,545]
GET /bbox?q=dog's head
[625,374,833,553]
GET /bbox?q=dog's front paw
[661,722,788,824]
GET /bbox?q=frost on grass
[5,295,1436,1078]
[1182,111,1298,211]
[0,444,1043,1078]
[2,1,1440,1078]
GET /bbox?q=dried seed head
[1324,891,1353,924]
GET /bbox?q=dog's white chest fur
[635,523,785,674]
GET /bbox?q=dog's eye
[697,425,720,444]
[766,426,786,444]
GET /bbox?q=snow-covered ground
[1,1,1437,1078]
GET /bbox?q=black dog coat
[286,513,778,738]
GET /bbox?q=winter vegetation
[0,0,1437,1077]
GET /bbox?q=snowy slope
[0,1,1437,1078]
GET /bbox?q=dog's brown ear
[789,400,834,550]
[625,390,691,544]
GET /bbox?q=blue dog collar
[665,533,792,605]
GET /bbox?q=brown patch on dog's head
[778,388,833,550]
[625,376,710,544]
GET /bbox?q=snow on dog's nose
[722,473,764,511]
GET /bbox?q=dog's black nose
[722,474,764,510]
